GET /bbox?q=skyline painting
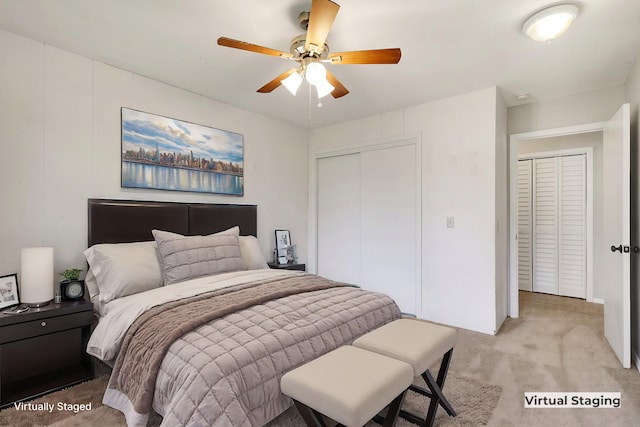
[121,108,244,195]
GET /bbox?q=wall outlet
[447,216,454,228]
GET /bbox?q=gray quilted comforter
[102,273,401,427]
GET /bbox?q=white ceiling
[1,0,639,128]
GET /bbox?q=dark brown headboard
[88,199,257,247]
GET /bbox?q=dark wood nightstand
[267,262,306,271]
[0,299,94,408]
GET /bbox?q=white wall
[508,86,626,134]
[518,133,604,301]
[310,87,504,335]
[624,50,640,369]
[495,91,508,329]
[0,29,309,285]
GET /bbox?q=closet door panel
[360,145,417,314]
[317,154,361,285]
[517,159,533,291]
[559,154,586,298]
[532,157,559,294]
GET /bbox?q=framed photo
[121,107,244,195]
[275,230,291,263]
[0,273,20,310]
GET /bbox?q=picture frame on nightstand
[275,229,291,264]
[0,273,19,310]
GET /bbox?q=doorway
[509,122,604,317]
[508,104,631,368]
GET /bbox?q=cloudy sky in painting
[121,108,243,165]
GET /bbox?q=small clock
[60,280,85,301]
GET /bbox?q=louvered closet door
[518,160,533,291]
[558,154,586,298]
[532,157,559,295]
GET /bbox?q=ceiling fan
[217,0,401,99]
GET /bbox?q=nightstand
[0,299,94,408]
[267,262,306,271]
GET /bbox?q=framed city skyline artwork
[121,108,244,195]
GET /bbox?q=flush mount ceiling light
[522,3,580,42]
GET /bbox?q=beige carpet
[0,368,498,427]
[1,291,638,426]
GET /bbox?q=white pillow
[239,235,268,270]
[84,269,104,316]
[83,241,163,307]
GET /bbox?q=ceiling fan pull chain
[307,84,313,122]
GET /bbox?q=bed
[84,199,401,427]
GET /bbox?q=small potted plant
[60,268,82,282]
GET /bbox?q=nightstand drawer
[0,311,93,344]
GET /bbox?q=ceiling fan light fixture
[522,3,579,42]
[305,62,327,85]
[282,70,303,95]
[316,79,335,98]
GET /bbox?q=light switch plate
[447,216,454,228]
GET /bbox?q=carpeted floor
[0,367,499,427]
[1,291,638,426]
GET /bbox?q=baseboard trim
[592,298,604,304]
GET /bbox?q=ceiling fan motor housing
[290,34,329,59]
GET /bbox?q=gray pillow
[152,229,246,285]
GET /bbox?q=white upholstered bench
[353,318,458,427]
[280,345,414,427]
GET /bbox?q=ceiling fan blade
[325,70,349,98]
[257,68,298,93]
[218,37,293,59]
[305,0,340,54]
[329,48,401,64]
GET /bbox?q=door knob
[610,245,639,253]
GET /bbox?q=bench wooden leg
[293,399,327,427]
[400,348,457,427]
[382,390,407,427]
[305,391,407,427]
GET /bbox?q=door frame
[509,122,605,317]
[517,148,594,299]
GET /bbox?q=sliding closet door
[316,141,419,314]
[361,145,417,314]
[518,159,533,291]
[558,154,586,298]
[317,154,361,285]
[532,157,559,295]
